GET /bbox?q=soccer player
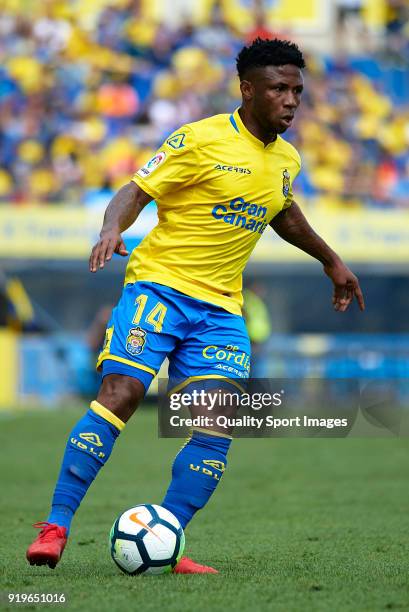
[26,38,364,573]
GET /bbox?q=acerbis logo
[203,460,225,472]
[79,432,103,447]
[214,164,251,174]
[71,435,105,458]
[167,133,186,149]
[190,463,223,480]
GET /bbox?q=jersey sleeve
[282,155,301,210]
[282,182,295,209]
[131,125,198,200]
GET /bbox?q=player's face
[242,64,304,134]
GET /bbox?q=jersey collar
[230,108,278,150]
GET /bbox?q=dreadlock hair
[236,38,305,80]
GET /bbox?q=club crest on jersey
[282,169,290,197]
[137,152,166,177]
[166,133,186,149]
[126,326,147,356]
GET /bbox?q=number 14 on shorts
[133,294,167,333]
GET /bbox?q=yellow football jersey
[128,108,301,315]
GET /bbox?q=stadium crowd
[0,0,408,208]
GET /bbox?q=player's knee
[97,374,145,422]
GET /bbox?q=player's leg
[47,374,145,530]
[161,300,250,572]
[26,282,180,568]
[26,374,145,568]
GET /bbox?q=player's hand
[323,260,365,312]
[89,229,129,272]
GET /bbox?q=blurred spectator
[243,284,272,377]
[0,0,408,208]
[0,271,36,331]
[384,0,409,64]
[245,0,282,44]
[390,158,409,207]
[335,0,366,54]
[74,304,113,399]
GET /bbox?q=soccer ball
[109,504,185,575]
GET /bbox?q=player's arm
[270,201,365,312]
[89,182,151,272]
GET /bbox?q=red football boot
[173,556,218,574]
[26,522,68,569]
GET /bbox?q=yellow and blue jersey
[129,108,301,315]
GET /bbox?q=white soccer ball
[109,504,185,575]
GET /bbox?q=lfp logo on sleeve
[137,151,166,177]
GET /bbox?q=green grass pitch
[1,406,409,611]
